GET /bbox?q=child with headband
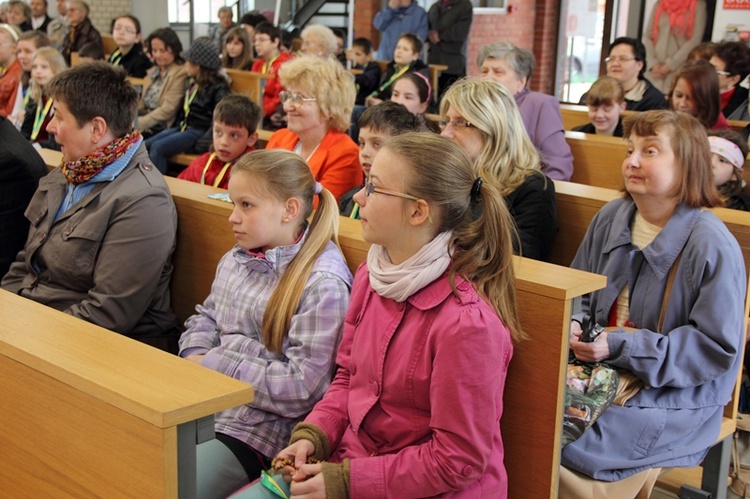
[709,130,750,211]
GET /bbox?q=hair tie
[412,71,432,103]
[314,181,323,194]
[470,177,483,200]
[708,136,745,170]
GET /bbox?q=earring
[283,217,289,222]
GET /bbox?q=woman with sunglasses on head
[232,132,522,499]
[440,78,558,262]
[710,41,750,121]
[265,56,362,202]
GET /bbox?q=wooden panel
[101,34,117,56]
[0,290,253,428]
[225,69,271,110]
[566,130,628,190]
[0,354,175,497]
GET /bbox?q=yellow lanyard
[181,80,198,131]
[369,64,410,98]
[109,48,122,66]
[23,85,30,107]
[200,153,232,187]
[262,53,279,74]
[349,203,360,219]
[30,97,53,141]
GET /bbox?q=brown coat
[1,144,179,338]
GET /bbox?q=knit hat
[182,37,221,70]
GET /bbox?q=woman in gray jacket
[2,62,179,351]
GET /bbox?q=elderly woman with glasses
[579,37,668,112]
[439,78,558,262]
[477,41,573,182]
[265,55,362,202]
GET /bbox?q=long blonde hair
[440,78,540,196]
[30,47,67,103]
[231,149,343,354]
[387,133,524,342]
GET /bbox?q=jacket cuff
[321,459,350,499]
[289,422,332,461]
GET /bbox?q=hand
[570,320,582,339]
[184,354,205,365]
[388,0,399,8]
[428,30,440,45]
[570,331,610,362]
[275,439,316,481]
[345,48,354,61]
[290,464,325,498]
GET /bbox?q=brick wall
[89,0,132,35]
[355,0,561,95]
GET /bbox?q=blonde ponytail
[231,150,343,354]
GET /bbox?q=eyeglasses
[254,36,271,43]
[279,91,317,107]
[113,25,137,34]
[364,181,421,202]
[605,56,635,64]
[438,118,473,131]
[715,69,731,76]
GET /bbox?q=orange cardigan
[266,128,363,202]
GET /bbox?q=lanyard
[349,203,360,219]
[110,48,122,66]
[23,85,30,107]
[181,79,198,131]
[262,53,279,74]
[30,97,53,141]
[369,64,410,98]
[200,153,232,187]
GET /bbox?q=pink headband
[708,136,745,170]
[411,71,432,103]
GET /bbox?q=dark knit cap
[181,36,221,70]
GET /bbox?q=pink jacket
[305,264,513,498]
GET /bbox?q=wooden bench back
[561,103,749,135]
[164,176,606,498]
[225,69,271,111]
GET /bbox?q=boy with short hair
[366,32,429,106]
[178,94,261,189]
[339,101,420,217]
[347,37,381,106]
[251,21,293,130]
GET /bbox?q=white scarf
[367,231,454,302]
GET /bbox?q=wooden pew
[565,130,627,190]
[0,289,253,496]
[225,69,271,111]
[164,176,606,498]
[561,102,749,135]
[101,33,117,56]
[564,131,750,191]
[551,180,750,497]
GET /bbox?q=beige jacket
[137,63,189,134]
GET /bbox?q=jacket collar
[603,199,701,280]
[232,225,309,274]
[404,271,477,311]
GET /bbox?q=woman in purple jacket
[234,133,522,498]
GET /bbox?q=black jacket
[427,0,473,75]
[175,78,230,132]
[354,61,381,105]
[374,60,429,101]
[0,116,48,276]
[505,171,558,262]
[108,43,153,78]
[572,119,624,137]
